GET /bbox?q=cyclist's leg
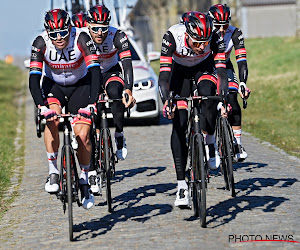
[104,69,127,160]
[227,69,247,160]
[42,78,65,192]
[195,71,219,169]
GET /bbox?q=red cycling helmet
[180,11,193,24]
[208,4,231,24]
[185,12,213,41]
[44,9,70,32]
[72,12,88,28]
[87,5,111,25]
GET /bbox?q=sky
[0,0,137,59]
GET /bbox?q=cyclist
[158,12,228,207]
[71,12,88,28]
[208,4,250,161]
[29,9,102,209]
[84,5,135,194]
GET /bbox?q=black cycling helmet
[71,12,88,28]
[44,9,70,32]
[208,4,231,24]
[180,11,193,24]
[185,12,213,41]
[87,5,111,25]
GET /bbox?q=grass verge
[0,61,26,218]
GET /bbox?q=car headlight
[133,78,156,90]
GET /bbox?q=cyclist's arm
[232,28,248,84]
[29,36,46,107]
[158,31,176,103]
[114,30,133,91]
[77,32,102,104]
[211,31,228,96]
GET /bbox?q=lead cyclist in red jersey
[158,12,228,207]
[208,4,251,161]
[29,9,102,209]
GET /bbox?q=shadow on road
[73,183,176,241]
[114,166,166,183]
[194,177,297,228]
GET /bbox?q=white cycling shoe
[80,184,94,210]
[115,135,127,161]
[235,144,248,162]
[206,144,220,170]
[45,173,59,193]
[88,170,100,194]
[174,189,189,207]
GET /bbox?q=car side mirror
[147,51,160,64]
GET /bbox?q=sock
[233,129,242,144]
[177,180,188,191]
[47,152,59,175]
[79,164,90,185]
[206,134,216,145]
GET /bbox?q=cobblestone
[0,92,299,249]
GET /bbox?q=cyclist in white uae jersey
[83,5,135,194]
[208,4,251,162]
[29,9,102,209]
[158,12,228,207]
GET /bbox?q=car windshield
[118,41,140,61]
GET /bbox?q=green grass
[0,61,25,216]
[151,36,300,158]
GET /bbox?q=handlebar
[98,93,131,118]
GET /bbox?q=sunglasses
[188,33,210,48]
[89,25,109,34]
[48,29,69,40]
[214,23,229,30]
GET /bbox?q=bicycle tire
[102,129,112,213]
[192,133,207,228]
[64,145,73,241]
[222,118,236,197]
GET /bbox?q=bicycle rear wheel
[192,133,207,228]
[63,145,73,241]
[101,129,112,213]
[221,118,236,197]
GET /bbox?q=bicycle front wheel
[192,133,207,228]
[101,129,112,213]
[64,145,73,241]
[222,117,236,197]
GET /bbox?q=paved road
[0,93,300,249]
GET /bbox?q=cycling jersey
[29,27,100,107]
[83,26,133,91]
[158,23,228,103]
[222,25,248,90]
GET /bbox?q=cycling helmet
[87,5,111,25]
[180,11,193,24]
[208,4,231,24]
[185,12,213,41]
[71,12,88,28]
[44,9,70,32]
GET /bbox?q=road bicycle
[167,91,220,228]
[91,93,130,213]
[37,106,95,241]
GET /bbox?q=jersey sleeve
[211,31,228,96]
[114,30,133,91]
[29,36,46,107]
[77,32,102,104]
[158,31,176,103]
[232,28,248,84]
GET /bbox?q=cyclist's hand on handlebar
[77,104,96,119]
[238,82,251,99]
[122,89,136,109]
[39,105,57,121]
[163,101,176,119]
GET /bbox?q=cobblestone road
[0,93,300,249]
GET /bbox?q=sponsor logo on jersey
[120,36,128,43]
[86,39,94,46]
[162,38,172,47]
[32,46,40,52]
